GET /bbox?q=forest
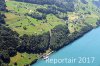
[0,0,100,65]
[0,23,93,65]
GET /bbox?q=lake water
[32,27,100,66]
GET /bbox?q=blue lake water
[32,27,100,66]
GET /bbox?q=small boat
[42,51,54,60]
[43,55,49,60]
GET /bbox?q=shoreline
[30,26,94,66]
[1,0,100,65]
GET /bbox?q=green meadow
[3,0,100,66]
[5,1,65,36]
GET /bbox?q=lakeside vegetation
[0,0,100,66]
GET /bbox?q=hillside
[0,0,100,66]
[5,0,100,35]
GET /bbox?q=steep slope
[0,0,100,66]
[5,0,100,35]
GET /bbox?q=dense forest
[0,23,93,65]
[0,0,6,24]
[0,13,5,24]
[20,0,75,21]
[16,0,75,16]
[0,0,6,11]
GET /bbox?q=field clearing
[68,12,79,21]
[9,52,38,66]
[5,1,100,36]
[5,1,65,36]
[85,14,99,26]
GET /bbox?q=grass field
[5,1,65,36]
[9,52,38,66]
[85,14,99,26]
[5,1,100,36]
[5,1,66,65]
[4,0,100,66]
